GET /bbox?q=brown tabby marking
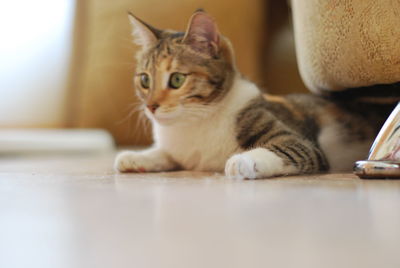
[264,94,305,120]
[236,95,329,173]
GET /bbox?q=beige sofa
[291,0,400,94]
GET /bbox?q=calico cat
[114,10,394,179]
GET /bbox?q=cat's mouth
[153,114,177,125]
[145,109,181,125]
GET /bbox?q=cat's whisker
[117,106,139,126]
[127,108,151,145]
[114,103,145,144]
[137,111,151,138]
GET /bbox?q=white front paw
[225,154,257,180]
[114,151,152,173]
[225,148,294,179]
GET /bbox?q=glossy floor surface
[1,153,400,268]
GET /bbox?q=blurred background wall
[0,0,76,128]
[0,0,307,146]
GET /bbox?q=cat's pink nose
[146,103,159,113]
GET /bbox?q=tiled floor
[0,153,399,268]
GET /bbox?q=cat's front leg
[225,137,329,179]
[114,148,178,173]
[225,148,298,179]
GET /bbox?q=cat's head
[129,10,236,125]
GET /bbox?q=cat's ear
[128,12,161,47]
[182,10,220,57]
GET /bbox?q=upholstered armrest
[291,0,400,94]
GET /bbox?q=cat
[114,10,395,179]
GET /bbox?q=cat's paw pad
[114,151,151,173]
[225,154,258,180]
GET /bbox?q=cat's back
[237,93,328,143]
[262,93,394,135]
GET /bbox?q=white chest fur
[154,116,237,171]
[152,77,260,171]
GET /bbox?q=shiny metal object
[354,102,400,179]
[354,161,400,179]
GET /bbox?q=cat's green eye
[140,73,150,89]
[169,72,186,89]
